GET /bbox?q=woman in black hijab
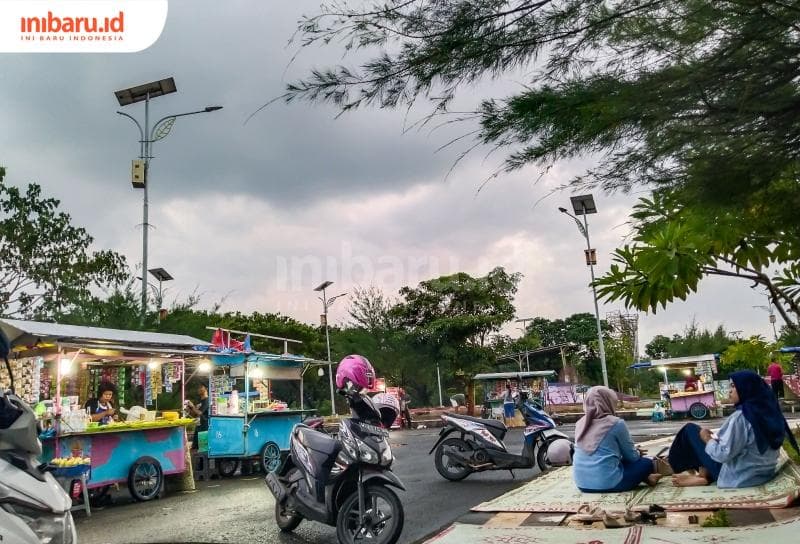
[668,370,799,487]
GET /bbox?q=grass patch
[702,509,730,528]
[784,428,800,464]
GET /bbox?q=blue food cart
[205,351,318,475]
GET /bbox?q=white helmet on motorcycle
[371,393,400,429]
[546,438,573,467]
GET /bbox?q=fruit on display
[81,418,195,432]
[50,457,91,467]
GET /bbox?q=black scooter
[429,393,572,480]
[265,386,405,544]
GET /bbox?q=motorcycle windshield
[348,393,382,424]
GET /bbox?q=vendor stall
[0,318,210,502]
[474,371,556,422]
[637,354,719,420]
[202,330,320,475]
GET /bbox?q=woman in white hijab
[573,386,662,492]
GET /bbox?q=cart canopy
[0,318,208,352]
[633,354,717,369]
[473,370,556,381]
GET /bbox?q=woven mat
[472,436,799,513]
[425,518,800,544]
[631,454,800,511]
[472,465,634,513]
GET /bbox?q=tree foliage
[0,168,127,318]
[721,336,773,376]
[595,189,800,330]
[391,267,521,378]
[286,1,800,199]
[644,322,732,359]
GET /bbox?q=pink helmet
[335,354,375,391]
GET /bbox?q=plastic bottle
[229,390,239,415]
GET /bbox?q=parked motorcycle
[1,330,78,544]
[265,354,404,544]
[430,392,572,480]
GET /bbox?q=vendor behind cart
[683,370,700,392]
[84,382,118,425]
[186,383,209,449]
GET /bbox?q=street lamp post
[515,317,534,371]
[114,77,222,323]
[753,294,779,342]
[559,194,608,388]
[315,281,348,416]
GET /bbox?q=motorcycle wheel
[274,468,303,532]
[336,484,404,544]
[434,438,473,481]
[537,436,569,472]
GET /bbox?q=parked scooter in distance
[430,391,573,481]
[0,330,77,544]
[266,354,404,544]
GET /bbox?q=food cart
[646,354,719,420]
[0,318,210,502]
[202,329,322,475]
[474,371,556,422]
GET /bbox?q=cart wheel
[689,402,709,420]
[260,442,282,473]
[218,458,240,478]
[128,456,163,502]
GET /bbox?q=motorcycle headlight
[1,503,75,544]
[356,438,379,464]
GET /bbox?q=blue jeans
[579,457,653,493]
[667,423,721,481]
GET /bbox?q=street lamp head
[204,106,223,112]
[569,194,598,215]
[314,281,334,292]
[148,267,174,282]
[558,207,568,214]
[114,77,176,106]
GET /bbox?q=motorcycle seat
[446,413,507,440]
[295,426,340,456]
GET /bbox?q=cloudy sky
[0,1,781,351]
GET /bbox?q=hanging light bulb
[197,362,211,374]
[59,358,73,375]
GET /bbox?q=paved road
[76,427,536,544]
[75,416,799,543]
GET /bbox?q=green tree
[644,322,732,359]
[0,168,127,318]
[645,335,671,359]
[525,313,609,383]
[721,336,773,377]
[390,267,521,392]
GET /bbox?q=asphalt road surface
[75,416,797,544]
